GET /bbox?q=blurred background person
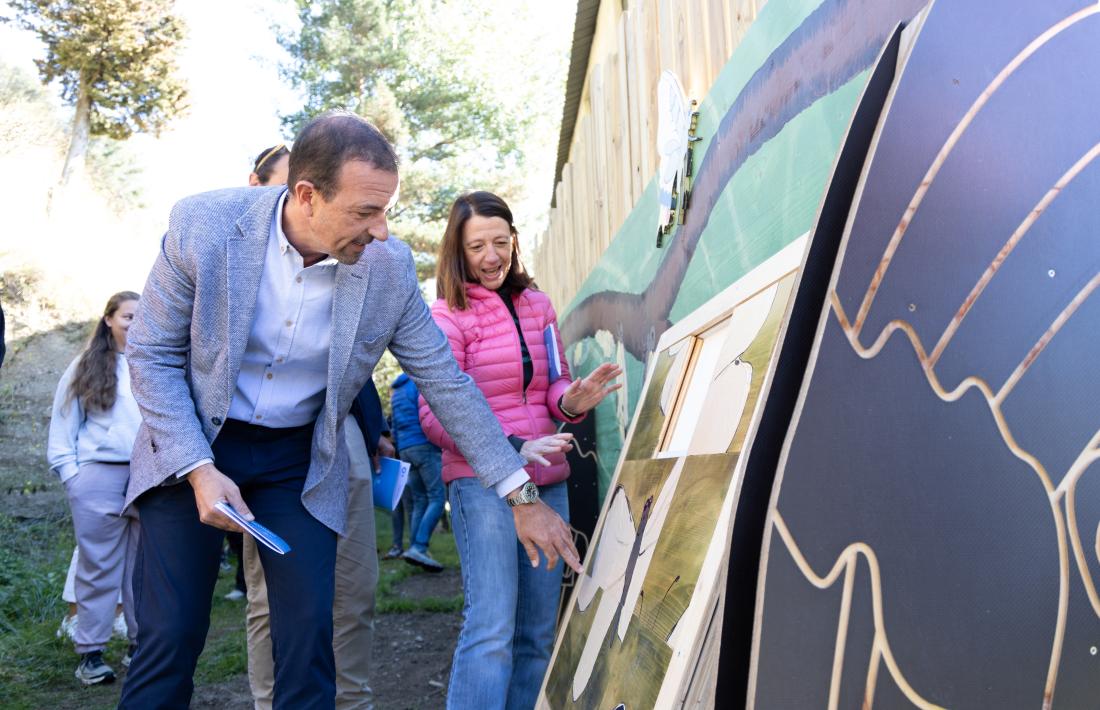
[390,372,444,571]
[248,143,290,187]
[47,291,142,685]
[382,475,411,559]
[421,191,620,709]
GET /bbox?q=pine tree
[8,0,188,187]
[279,0,535,278]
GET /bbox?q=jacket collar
[464,281,524,305]
[327,254,371,395]
[226,187,285,384]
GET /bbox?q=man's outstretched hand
[188,463,254,533]
[512,499,583,574]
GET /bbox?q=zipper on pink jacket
[509,291,543,484]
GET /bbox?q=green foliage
[0,513,71,634]
[7,0,188,140]
[0,512,79,706]
[278,0,542,263]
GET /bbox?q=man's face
[309,160,399,265]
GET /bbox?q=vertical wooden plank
[572,161,583,304]
[588,114,603,262]
[601,57,615,241]
[633,3,646,186]
[579,115,595,276]
[603,56,621,238]
[658,0,678,79]
[590,64,610,263]
[576,114,585,281]
[559,164,574,303]
[641,0,661,184]
[623,8,644,206]
[550,203,563,305]
[707,0,730,78]
[675,0,702,101]
[729,0,756,51]
[690,0,714,92]
[572,156,585,303]
[722,0,737,61]
[537,228,548,284]
[615,14,635,224]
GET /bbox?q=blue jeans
[390,492,408,549]
[447,478,568,710]
[400,444,444,552]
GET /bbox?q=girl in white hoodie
[48,290,142,685]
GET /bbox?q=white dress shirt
[48,354,142,482]
[227,191,337,427]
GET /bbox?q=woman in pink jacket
[421,191,620,709]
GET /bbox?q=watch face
[508,482,540,506]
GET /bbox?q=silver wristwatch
[507,481,540,507]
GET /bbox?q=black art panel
[715,23,905,707]
[750,1,1100,707]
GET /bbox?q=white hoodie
[47,354,141,482]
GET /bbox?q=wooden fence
[532,0,768,310]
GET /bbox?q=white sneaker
[112,612,128,640]
[56,614,77,640]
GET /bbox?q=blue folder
[373,456,410,511]
[545,323,562,382]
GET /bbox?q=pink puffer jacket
[419,284,583,485]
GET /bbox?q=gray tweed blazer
[124,186,526,533]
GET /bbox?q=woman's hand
[520,433,574,466]
[561,362,623,415]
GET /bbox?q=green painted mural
[558,0,927,498]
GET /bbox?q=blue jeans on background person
[446,478,568,710]
[390,491,409,550]
[400,444,444,552]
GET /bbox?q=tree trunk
[59,77,91,188]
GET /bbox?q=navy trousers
[119,420,337,710]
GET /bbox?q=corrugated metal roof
[552,0,602,207]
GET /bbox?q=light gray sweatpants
[63,461,140,654]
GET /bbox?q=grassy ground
[0,508,460,710]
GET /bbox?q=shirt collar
[274,190,338,267]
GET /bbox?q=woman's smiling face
[462,214,514,291]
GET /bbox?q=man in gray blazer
[118,112,580,710]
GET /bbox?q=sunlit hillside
[1,61,165,342]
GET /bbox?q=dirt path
[188,604,463,710]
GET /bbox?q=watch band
[507,481,540,507]
[558,395,580,420]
